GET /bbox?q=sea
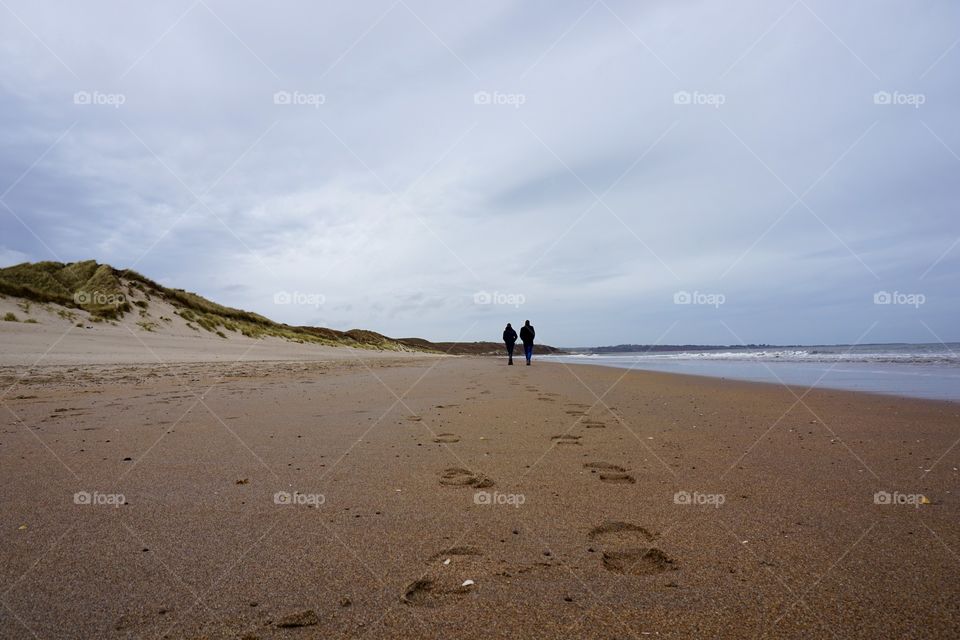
[542,343,960,402]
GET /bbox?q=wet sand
[1,356,958,638]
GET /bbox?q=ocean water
[542,343,960,402]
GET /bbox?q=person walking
[519,320,535,365]
[503,323,518,365]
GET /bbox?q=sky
[0,0,957,347]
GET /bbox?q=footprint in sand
[583,462,635,484]
[400,580,444,607]
[432,433,460,443]
[565,410,586,416]
[551,434,582,445]
[401,546,484,607]
[405,415,423,422]
[598,472,635,484]
[439,467,494,488]
[537,396,556,402]
[601,548,675,575]
[588,522,676,575]
[584,462,624,471]
[428,546,482,561]
[588,521,655,545]
[582,419,606,429]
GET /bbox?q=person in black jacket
[519,320,535,365]
[503,323,518,365]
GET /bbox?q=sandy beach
[3,0,957,636]
[2,350,958,639]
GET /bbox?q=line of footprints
[400,386,677,606]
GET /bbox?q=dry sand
[1,350,958,638]
[0,294,423,367]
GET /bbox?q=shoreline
[1,356,957,638]
[544,355,960,404]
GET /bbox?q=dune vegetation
[0,260,426,351]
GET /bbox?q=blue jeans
[523,343,533,363]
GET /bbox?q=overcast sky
[1,0,957,347]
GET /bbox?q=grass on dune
[0,260,428,351]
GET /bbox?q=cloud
[0,247,29,267]
[0,0,958,345]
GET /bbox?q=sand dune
[0,293,428,367]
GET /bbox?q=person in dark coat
[503,323,518,365]
[519,320,535,365]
